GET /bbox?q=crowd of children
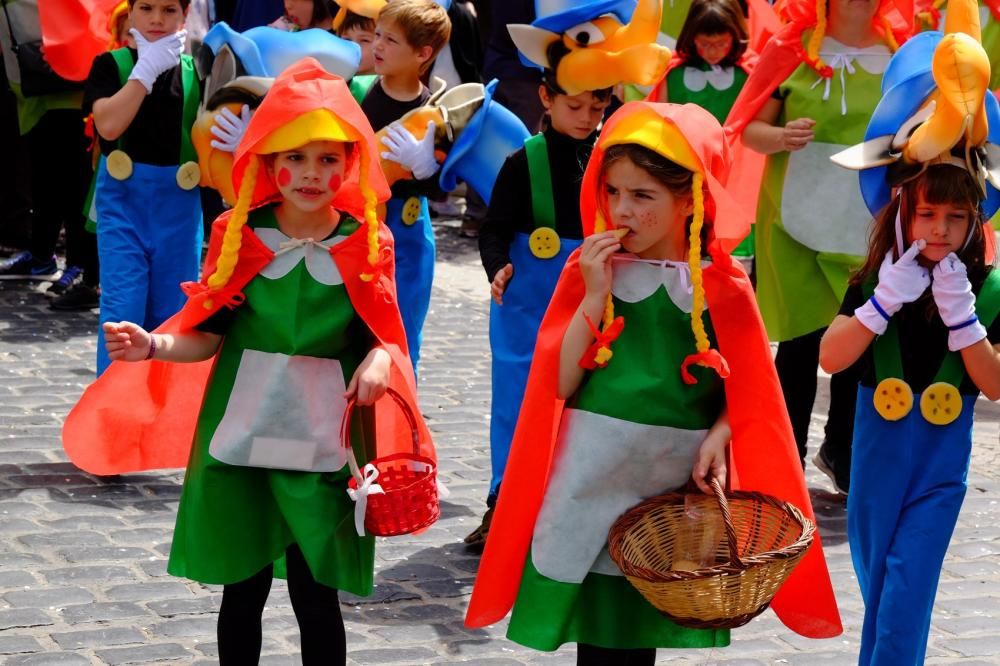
[1,0,997,663]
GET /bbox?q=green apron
[756,35,890,341]
[665,62,748,124]
[168,205,376,594]
[507,257,729,651]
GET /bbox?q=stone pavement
[0,223,999,665]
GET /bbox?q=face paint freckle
[328,174,342,192]
[277,168,292,187]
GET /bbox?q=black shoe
[459,217,482,239]
[0,251,59,280]
[49,283,100,311]
[813,447,848,496]
[46,265,84,297]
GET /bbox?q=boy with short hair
[336,10,378,75]
[85,0,244,375]
[361,0,450,372]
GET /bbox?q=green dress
[507,257,729,651]
[756,35,890,341]
[168,205,376,594]
[665,62,749,125]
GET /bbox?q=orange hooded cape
[62,59,433,475]
[465,102,842,639]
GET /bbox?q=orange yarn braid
[687,173,710,354]
[358,155,381,282]
[807,0,829,72]
[204,155,259,308]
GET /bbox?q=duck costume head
[832,0,1000,231]
[579,102,750,379]
[508,0,673,95]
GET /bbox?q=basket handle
[710,476,745,569]
[340,386,421,459]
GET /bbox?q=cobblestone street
[1,224,999,665]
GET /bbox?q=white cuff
[948,320,987,351]
[855,299,889,336]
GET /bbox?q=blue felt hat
[858,30,1000,219]
[532,0,637,34]
[438,79,532,204]
[204,22,360,80]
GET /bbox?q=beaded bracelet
[145,335,157,361]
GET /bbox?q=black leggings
[577,644,656,665]
[217,544,346,665]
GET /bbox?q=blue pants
[94,159,202,375]
[386,196,434,375]
[488,233,579,497]
[848,385,975,665]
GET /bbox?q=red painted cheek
[328,174,342,192]
[277,168,292,187]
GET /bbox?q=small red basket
[343,387,440,537]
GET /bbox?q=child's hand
[782,117,815,152]
[345,348,392,406]
[128,28,186,94]
[578,232,620,300]
[491,264,514,305]
[933,252,987,350]
[855,240,929,335]
[692,428,728,494]
[103,321,153,362]
[380,121,439,180]
[210,105,252,154]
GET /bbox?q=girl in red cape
[62,58,435,665]
[465,101,841,664]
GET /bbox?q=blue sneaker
[0,252,59,281]
[46,265,83,297]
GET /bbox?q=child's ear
[682,194,695,218]
[416,45,434,66]
[538,85,552,110]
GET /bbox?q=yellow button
[529,227,561,259]
[106,150,133,181]
[920,382,962,425]
[873,378,913,421]
[401,197,422,226]
[176,161,202,191]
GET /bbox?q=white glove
[210,105,252,153]
[128,28,186,94]
[932,252,987,351]
[855,240,930,335]
[380,121,439,180]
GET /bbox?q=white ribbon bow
[346,463,385,537]
[811,52,856,116]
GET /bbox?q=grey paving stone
[60,602,149,624]
[938,636,1000,657]
[0,608,52,631]
[0,635,43,654]
[104,582,193,601]
[50,627,146,649]
[150,617,218,638]
[3,587,94,609]
[41,565,134,584]
[57,546,152,563]
[96,642,193,664]
[5,653,93,665]
[146,597,219,617]
[348,647,439,664]
[0,570,38,586]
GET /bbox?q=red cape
[62,59,427,475]
[466,102,841,639]
[465,246,842,638]
[62,211,432,475]
[38,0,119,81]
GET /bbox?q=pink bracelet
[145,335,157,360]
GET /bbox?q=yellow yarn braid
[204,155,259,308]
[688,173,710,355]
[807,0,828,71]
[879,16,900,51]
[358,155,381,282]
[591,209,617,366]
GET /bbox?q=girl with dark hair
[270,0,334,30]
[650,0,755,125]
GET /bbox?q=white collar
[609,255,711,313]
[255,226,347,285]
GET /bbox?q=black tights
[577,643,656,665]
[217,544,345,665]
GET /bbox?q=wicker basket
[607,478,814,629]
[343,388,440,537]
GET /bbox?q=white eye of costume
[565,21,605,47]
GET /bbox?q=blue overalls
[487,134,582,498]
[386,194,434,374]
[94,49,203,375]
[848,271,1000,665]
